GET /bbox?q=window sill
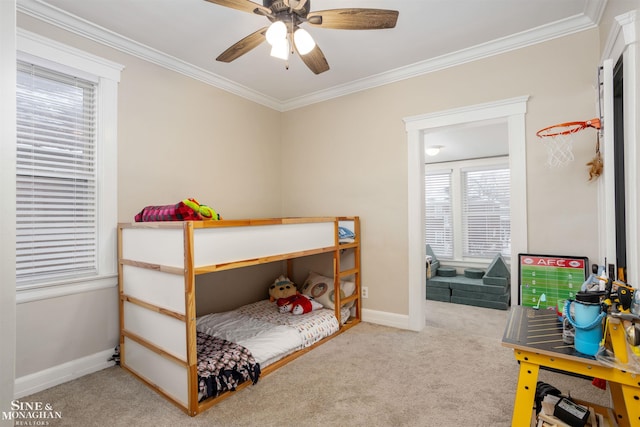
[16,274,118,304]
[436,258,511,271]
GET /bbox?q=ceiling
[18,0,605,111]
[424,120,509,164]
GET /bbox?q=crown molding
[601,9,637,63]
[17,0,603,112]
[16,0,283,110]
[281,8,601,111]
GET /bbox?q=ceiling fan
[204,0,399,74]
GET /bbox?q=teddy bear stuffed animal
[269,275,322,314]
[269,275,298,302]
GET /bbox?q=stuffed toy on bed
[269,275,298,301]
[134,198,221,222]
[182,198,221,220]
[269,275,322,315]
[277,294,322,315]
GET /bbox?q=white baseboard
[362,308,410,330]
[14,348,115,398]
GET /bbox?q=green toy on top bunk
[134,198,222,222]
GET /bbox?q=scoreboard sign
[518,254,589,311]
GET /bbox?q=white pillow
[300,271,356,309]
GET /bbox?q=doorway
[404,96,529,331]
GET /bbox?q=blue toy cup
[564,299,605,356]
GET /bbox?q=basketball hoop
[536,118,601,168]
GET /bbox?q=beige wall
[16,288,118,376]
[117,58,284,220]
[12,6,623,381]
[282,29,602,314]
[15,14,283,378]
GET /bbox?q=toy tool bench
[502,306,640,427]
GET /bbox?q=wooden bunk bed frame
[117,216,361,416]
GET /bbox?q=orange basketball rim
[536,118,601,138]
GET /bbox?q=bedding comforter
[196,333,260,401]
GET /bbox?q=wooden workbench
[502,305,640,427]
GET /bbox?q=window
[16,31,122,301]
[16,62,98,284]
[462,166,510,258]
[424,170,452,258]
[425,158,510,262]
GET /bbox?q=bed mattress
[196,299,349,366]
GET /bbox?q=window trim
[600,11,639,285]
[16,30,123,303]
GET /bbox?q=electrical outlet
[361,287,368,299]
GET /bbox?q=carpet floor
[22,300,612,426]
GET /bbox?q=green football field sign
[519,254,589,312]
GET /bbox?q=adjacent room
[1,0,639,425]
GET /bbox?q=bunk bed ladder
[334,216,361,327]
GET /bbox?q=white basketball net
[542,133,574,168]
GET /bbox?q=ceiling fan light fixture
[426,146,443,156]
[293,28,315,55]
[207,0,399,75]
[270,38,290,60]
[265,20,287,46]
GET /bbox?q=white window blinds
[425,171,453,259]
[462,167,510,258]
[16,61,98,285]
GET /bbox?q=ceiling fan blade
[307,9,398,30]
[297,44,330,75]
[216,27,267,63]
[204,0,272,16]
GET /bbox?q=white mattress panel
[124,302,186,360]
[193,222,335,267]
[122,265,186,314]
[121,228,185,267]
[124,337,188,407]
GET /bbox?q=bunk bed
[117,216,361,416]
